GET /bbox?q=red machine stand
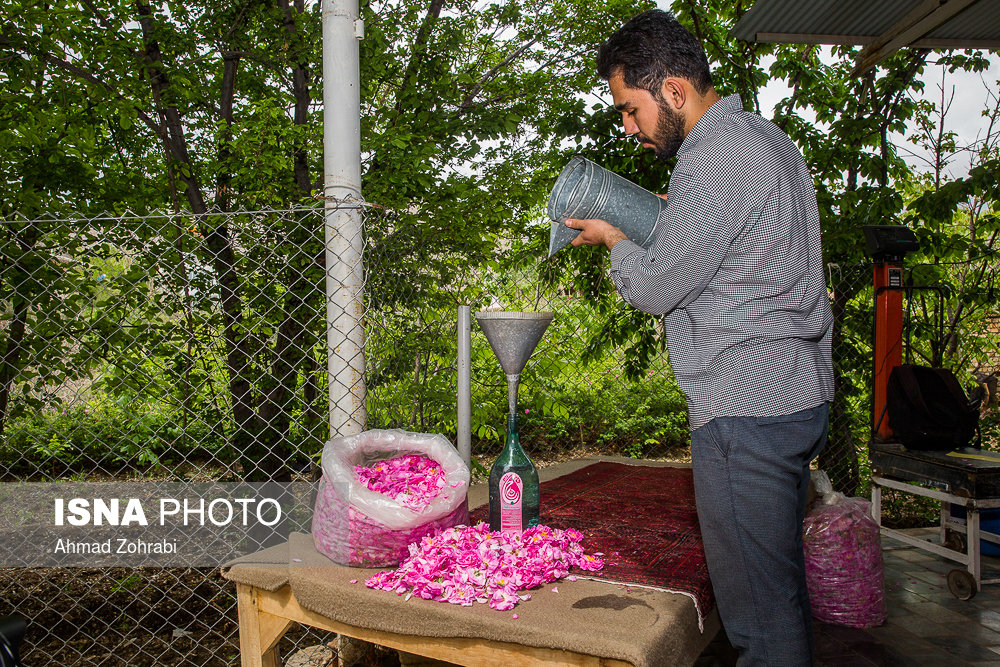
[863,225,1000,600]
[871,259,904,440]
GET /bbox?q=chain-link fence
[0,208,343,665]
[0,208,996,664]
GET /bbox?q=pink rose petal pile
[365,522,604,611]
[355,454,449,511]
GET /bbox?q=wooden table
[228,457,716,667]
[236,581,632,667]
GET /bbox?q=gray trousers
[690,403,829,667]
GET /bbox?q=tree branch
[775,45,817,131]
[277,0,312,196]
[459,39,537,110]
[213,52,239,210]
[31,50,162,138]
[136,0,207,213]
[394,0,445,115]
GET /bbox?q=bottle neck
[506,412,519,437]
[496,409,532,466]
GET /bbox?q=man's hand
[564,218,629,251]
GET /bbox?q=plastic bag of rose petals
[803,493,887,628]
[311,429,470,567]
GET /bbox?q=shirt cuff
[609,239,646,295]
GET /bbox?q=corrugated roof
[927,1,1000,44]
[732,0,1000,67]
[733,0,919,44]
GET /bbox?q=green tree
[358,0,652,426]
[2,0,326,478]
[2,0,653,477]
[903,61,1000,386]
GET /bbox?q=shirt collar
[677,94,744,156]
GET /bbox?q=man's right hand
[564,218,629,251]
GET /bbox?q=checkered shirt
[609,94,834,430]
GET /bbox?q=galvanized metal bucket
[546,156,666,257]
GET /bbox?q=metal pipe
[506,373,520,424]
[323,0,366,438]
[457,305,471,468]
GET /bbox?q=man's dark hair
[597,9,713,97]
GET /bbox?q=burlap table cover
[222,457,719,667]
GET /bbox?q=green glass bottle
[488,412,540,533]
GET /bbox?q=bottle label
[499,472,523,533]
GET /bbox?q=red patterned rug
[470,461,714,629]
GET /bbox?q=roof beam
[853,0,980,74]
[755,32,1000,50]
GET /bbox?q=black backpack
[886,364,980,451]
[0,615,24,667]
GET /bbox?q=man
[564,9,834,666]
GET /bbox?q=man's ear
[659,77,687,110]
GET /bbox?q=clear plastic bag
[311,429,470,567]
[803,493,887,628]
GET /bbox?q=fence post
[457,305,472,469]
[323,0,366,438]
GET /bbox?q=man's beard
[640,99,685,161]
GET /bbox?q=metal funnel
[475,311,553,376]
[546,156,667,257]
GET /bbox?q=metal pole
[457,305,471,469]
[323,0,366,438]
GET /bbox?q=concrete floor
[696,527,1000,666]
[440,459,1000,666]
